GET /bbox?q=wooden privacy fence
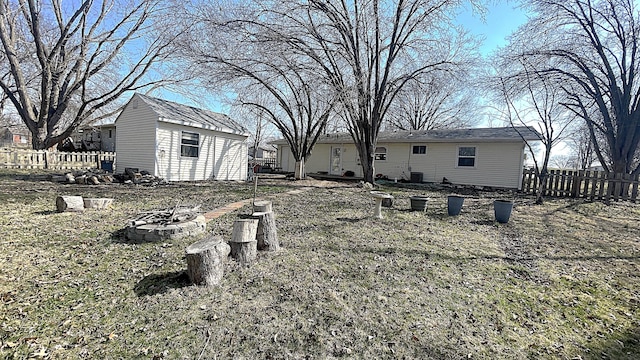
[521,168,640,202]
[0,148,115,170]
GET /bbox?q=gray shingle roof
[272,126,541,144]
[137,94,248,136]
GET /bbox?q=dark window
[181,131,200,158]
[412,145,426,154]
[457,146,476,167]
[108,129,113,138]
[374,147,387,161]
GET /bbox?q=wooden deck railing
[521,168,640,202]
[0,148,115,170]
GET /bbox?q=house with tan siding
[273,127,541,189]
[115,93,249,182]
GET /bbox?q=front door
[330,146,342,175]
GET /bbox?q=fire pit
[125,204,206,242]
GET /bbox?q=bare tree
[509,0,640,174]
[568,123,598,170]
[387,72,480,131]
[549,153,578,170]
[0,0,178,150]
[280,0,480,183]
[492,59,575,204]
[177,1,337,179]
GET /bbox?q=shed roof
[135,93,249,136]
[271,126,541,145]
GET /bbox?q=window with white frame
[412,145,427,154]
[457,146,476,167]
[181,131,200,158]
[374,147,387,161]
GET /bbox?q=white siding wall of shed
[156,122,247,181]
[156,123,215,181]
[213,135,248,181]
[114,96,158,173]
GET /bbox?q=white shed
[115,93,249,182]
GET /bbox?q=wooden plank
[559,170,567,196]
[588,170,597,200]
[621,173,630,201]
[631,173,640,203]
[602,172,611,203]
[571,170,582,198]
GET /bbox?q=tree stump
[56,195,85,212]
[83,198,114,210]
[252,211,279,251]
[185,235,230,286]
[229,219,258,266]
[253,200,272,213]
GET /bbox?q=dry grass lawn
[0,171,639,359]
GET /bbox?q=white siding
[156,122,247,181]
[213,135,248,181]
[277,145,297,172]
[405,142,525,188]
[156,123,213,181]
[100,126,116,152]
[298,140,525,188]
[114,94,157,173]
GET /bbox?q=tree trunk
[362,156,375,184]
[253,200,273,213]
[83,198,114,210]
[185,235,230,286]
[252,211,279,251]
[56,196,85,212]
[294,159,305,180]
[229,219,259,266]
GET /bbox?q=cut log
[56,195,85,212]
[76,175,87,185]
[253,200,272,213]
[229,219,258,266]
[89,176,100,185]
[185,235,230,286]
[83,198,114,210]
[252,211,279,251]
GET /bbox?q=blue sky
[155,2,531,112]
[456,1,530,56]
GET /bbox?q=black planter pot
[447,195,465,216]
[494,200,514,223]
[410,195,429,211]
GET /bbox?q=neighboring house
[249,145,277,159]
[272,126,541,189]
[115,93,249,181]
[0,124,31,148]
[92,118,116,152]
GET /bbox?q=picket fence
[521,168,640,202]
[0,148,115,170]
